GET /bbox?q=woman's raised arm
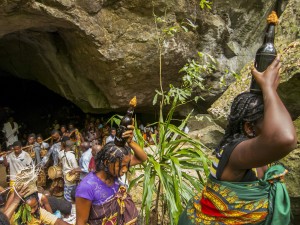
[230,55,297,169]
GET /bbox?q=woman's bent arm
[230,55,297,169]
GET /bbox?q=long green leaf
[128,173,144,192]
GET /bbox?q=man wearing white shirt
[105,127,116,143]
[2,117,19,147]
[3,141,33,186]
[79,142,92,179]
[59,140,78,202]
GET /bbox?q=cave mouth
[0,70,84,137]
[0,71,159,139]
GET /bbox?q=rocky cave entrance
[0,9,113,114]
[0,28,157,136]
[0,18,121,134]
[0,70,84,136]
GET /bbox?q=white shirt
[2,122,18,146]
[139,124,144,131]
[79,148,92,180]
[59,150,78,186]
[79,148,92,175]
[6,151,33,180]
[106,135,115,143]
[41,142,49,149]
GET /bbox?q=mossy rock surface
[208,0,300,126]
[208,40,300,127]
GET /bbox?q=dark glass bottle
[114,97,137,147]
[250,15,277,94]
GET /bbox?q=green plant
[199,0,212,9]
[181,18,198,32]
[106,1,221,224]
[134,98,210,225]
[108,106,210,224]
[14,203,32,225]
[123,3,213,224]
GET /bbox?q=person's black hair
[68,123,74,127]
[95,142,131,177]
[216,92,264,152]
[28,133,36,139]
[61,136,70,143]
[36,134,43,139]
[0,211,9,225]
[61,125,67,129]
[51,129,60,135]
[47,197,71,215]
[68,128,76,139]
[111,127,116,131]
[12,141,22,147]
[15,192,40,225]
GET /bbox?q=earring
[104,166,109,172]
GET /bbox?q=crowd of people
[0,114,149,225]
[0,56,297,225]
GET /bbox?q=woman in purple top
[75,124,147,225]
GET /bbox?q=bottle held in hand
[250,11,278,94]
[114,96,137,147]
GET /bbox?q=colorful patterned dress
[76,172,138,225]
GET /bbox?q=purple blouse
[75,172,120,205]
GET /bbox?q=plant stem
[154,179,161,224]
[159,46,164,105]
[151,0,164,109]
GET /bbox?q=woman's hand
[251,54,281,91]
[70,168,81,175]
[13,184,30,202]
[3,184,30,219]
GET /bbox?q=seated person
[5,188,71,225]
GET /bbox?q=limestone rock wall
[208,0,300,127]
[187,114,224,150]
[0,0,283,113]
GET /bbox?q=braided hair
[216,92,264,153]
[95,142,131,177]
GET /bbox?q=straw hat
[14,167,38,198]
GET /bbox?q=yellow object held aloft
[129,96,137,107]
[267,11,279,25]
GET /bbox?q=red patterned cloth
[88,156,96,172]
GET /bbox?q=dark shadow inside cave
[0,70,159,140]
[0,70,84,136]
